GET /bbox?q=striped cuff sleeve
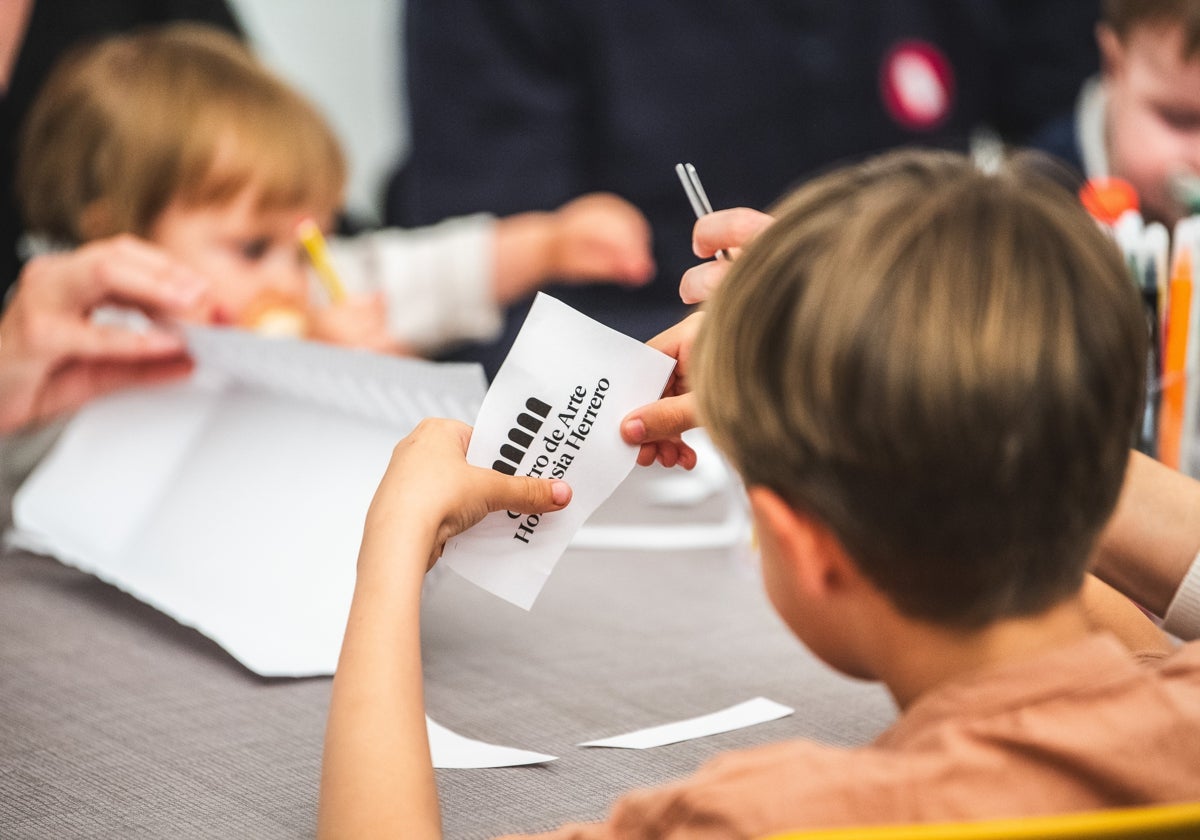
[1163,550,1200,641]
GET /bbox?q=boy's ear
[746,486,853,600]
[1096,23,1124,78]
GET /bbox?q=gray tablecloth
[1,531,895,839]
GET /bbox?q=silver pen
[675,162,731,260]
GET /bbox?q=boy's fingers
[645,312,702,359]
[479,470,572,514]
[679,261,729,304]
[691,208,774,258]
[675,443,698,470]
[636,443,658,467]
[621,393,698,444]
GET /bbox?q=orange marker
[1159,250,1192,468]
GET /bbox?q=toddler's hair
[18,24,345,243]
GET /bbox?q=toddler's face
[1105,24,1200,225]
[149,186,332,328]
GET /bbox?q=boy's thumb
[622,394,698,444]
[485,472,572,514]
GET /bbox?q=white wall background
[229,0,408,223]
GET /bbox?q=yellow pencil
[297,218,347,304]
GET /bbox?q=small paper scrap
[577,697,794,750]
[428,717,556,769]
[441,293,675,609]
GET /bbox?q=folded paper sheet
[441,294,675,609]
[428,717,556,769]
[578,697,794,750]
[12,327,486,676]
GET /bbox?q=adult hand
[546,192,655,286]
[0,236,207,435]
[364,418,572,571]
[621,208,775,467]
[492,192,654,305]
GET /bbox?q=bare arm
[1080,574,1175,654]
[1092,451,1200,618]
[319,514,439,840]
[318,419,571,840]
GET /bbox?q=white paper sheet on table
[10,326,486,677]
[427,717,556,768]
[578,697,794,749]
[441,294,675,609]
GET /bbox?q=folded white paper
[12,327,487,676]
[441,294,675,609]
[578,697,794,750]
[427,717,556,769]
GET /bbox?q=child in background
[317,149,1200,838]
[1036,0,1200,225]
[16,25,654,355]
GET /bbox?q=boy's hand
[621,208,774,468]
[621,313,703,469]
[366,418,572,570]
[679,207,774,303]
[309,292,403,354]
[545,192,655,286]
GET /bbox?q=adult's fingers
[621,393,698,445]
[54,319,187,362]
[31,357,195,421]
[37,236,208,314]
[691,208,774,259]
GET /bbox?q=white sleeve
[327,214,502,354]
[1163,550,1200,641]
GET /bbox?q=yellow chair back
[762,801,1200,840]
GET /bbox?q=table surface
[1,484,896,839]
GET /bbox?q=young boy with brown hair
[16,24,654,354]
[317,148,1200,838]
[1036,0,1200,225]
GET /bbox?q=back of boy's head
[1103,0,1200,58]
[18,24,345,244]
[696,149,1145,629]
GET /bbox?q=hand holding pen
[674,163,773,302]
[296,218,398,353]
[678,207,774,304]
[618,173,776,466]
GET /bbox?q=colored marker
[297,218,347,304]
